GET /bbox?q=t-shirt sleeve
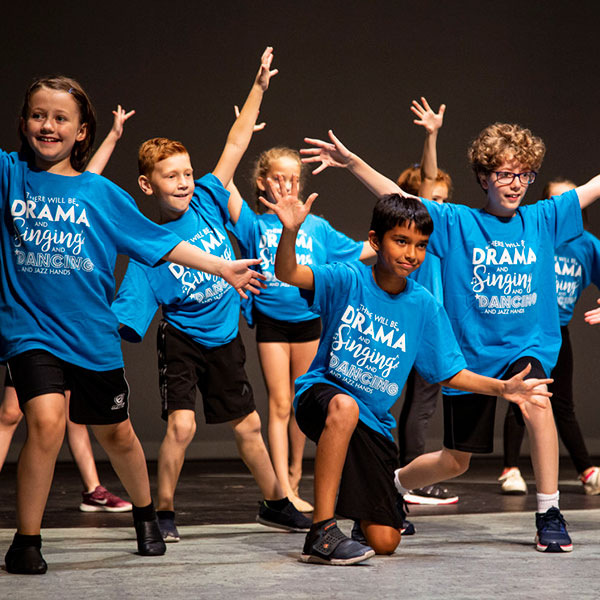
[192,173,231,226]
[0,150,12,208]
[112,261,161,342]
[307,263,353,315]
[419,198,458,258]
[588,232,600,289]
[413,297,467,383]
[321,219,364,262]
[537,190,583,247]
[227,199,257,259]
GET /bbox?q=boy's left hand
[234,105,266,131]
[584,298,600,324]
[501,363,552,419]
[259,174,318,230]
[256,46,278,91]
[220,258,267,299]
[110,105,135,139]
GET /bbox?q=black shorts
[254,310,321,344]
[6,349,129,425]
[296,382,401,528]
[157,321,255,423]
[443,356,546,453]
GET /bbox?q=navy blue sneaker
[157,514,180,543]
[351,520,367,545]
[256,500,311,532]
[535,507,572,552]
[396,494,416,536]
[301,519,375,565]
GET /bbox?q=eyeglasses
[492,171,536,185]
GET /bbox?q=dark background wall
[2,0,600,462]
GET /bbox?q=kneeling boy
[269,175,551,565]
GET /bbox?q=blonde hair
[396,164,453,199]
[138,137,189,177]
[468,123,545,180]
[251,147,305,210]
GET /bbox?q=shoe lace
[542,508,568,531]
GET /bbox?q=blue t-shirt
[229,201,364,323]
[555,230,600,326]
[112,174,240,347]
[422,190,583,394]
[409,252,443,304]
[294,262,466,440]
[0,150,182,370]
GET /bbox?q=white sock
[536,491,559,513]
[393,469,410,495]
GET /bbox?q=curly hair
[468,122,545,179]
[138,137,189,177]
[396,164,453,199]
[19,75,96,172]
[251,147,305,211]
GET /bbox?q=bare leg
[230,410,283,500]
[0,386,23,472]
[313,394,359,523]
[90,420,151,508]
[395,447,471,491]
[64,391,100,492]
[156,409,196,511]
[361,521,401,555]
[16,393,66,534]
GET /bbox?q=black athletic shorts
[157,320,255,423]
[296,382,401,528]
[254,310,321,344]
[443,356,546,453]
[6,349,129,425]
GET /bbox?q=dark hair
[370,194,433,240]
[19,75,96,171]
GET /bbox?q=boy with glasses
[301,122,600,552]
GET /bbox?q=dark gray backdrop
[2,1,600,462]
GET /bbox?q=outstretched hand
[300,130,352,175]
[411,97,445,135]
[220,258,266,299]
[502,363,552,420]
[234,105,265,132]
[259,174,318,230]
[110,105,135,139]
[256,46,278,91]
[584,298,600,324]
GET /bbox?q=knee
[96,421,137,453]
[168,413,197,446]
[232,411,262,438]
[269,394,292,421]
[0,403,23,427]
[443,449,470,477]
[325,396,359,431]
[364,525,401,555]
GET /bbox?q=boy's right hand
[501,363,552,420]
[301,130,353,174]
[411,97,445,134]
[259,174,318,230]
[220,258,266,299]
[110,105,135,139]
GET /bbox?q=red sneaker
[79,485,132,512]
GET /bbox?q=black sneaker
[396,494,416,535]
[404,484,459,505]
[535,507,573,553]
[135,518,167,556]
[301,519,375,565]
[256,500,312,532]
[5,542,47,575]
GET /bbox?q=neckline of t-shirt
[29,167,91,180]
[365,263,411,302]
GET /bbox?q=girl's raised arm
[86,105,135,175]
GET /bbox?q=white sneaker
[498,467,527,495]
[581,466,600,495]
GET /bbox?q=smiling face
[21,87,87,175]
[138,153,194,222]
[480,157,532,217]
[369,221,429,293]
[257,155,302,206]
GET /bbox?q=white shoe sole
[299,549,375,565]
[79,503,132,513]
[404,492,459,505]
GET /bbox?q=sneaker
[350,520,367,545]
[404,484,459,505]
[79,486,133,512]
[535,507,572,552]
[4,535,47,575]
[134,518,167,556]
[301,519,375,565]
[157,515,180,543]
[396,494,416,536]
[256,500,312,532]
[498,468,527,495]
[580,467,600,495]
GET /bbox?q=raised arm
[86,105,135,175]
[164,242,265,299]
[441,363,551,420]
[411,97,446,200]
[301,130,414,199]
[225,179,244,225]
[266,174,318,290]
[212,47,278,188]
[574,174,600,209]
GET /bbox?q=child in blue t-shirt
[226,146,373,513]
[268,173,551,565]
[112,48,311,543]
[1,74,263,576]
[301,126,600,553]
[501,178,600,496]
